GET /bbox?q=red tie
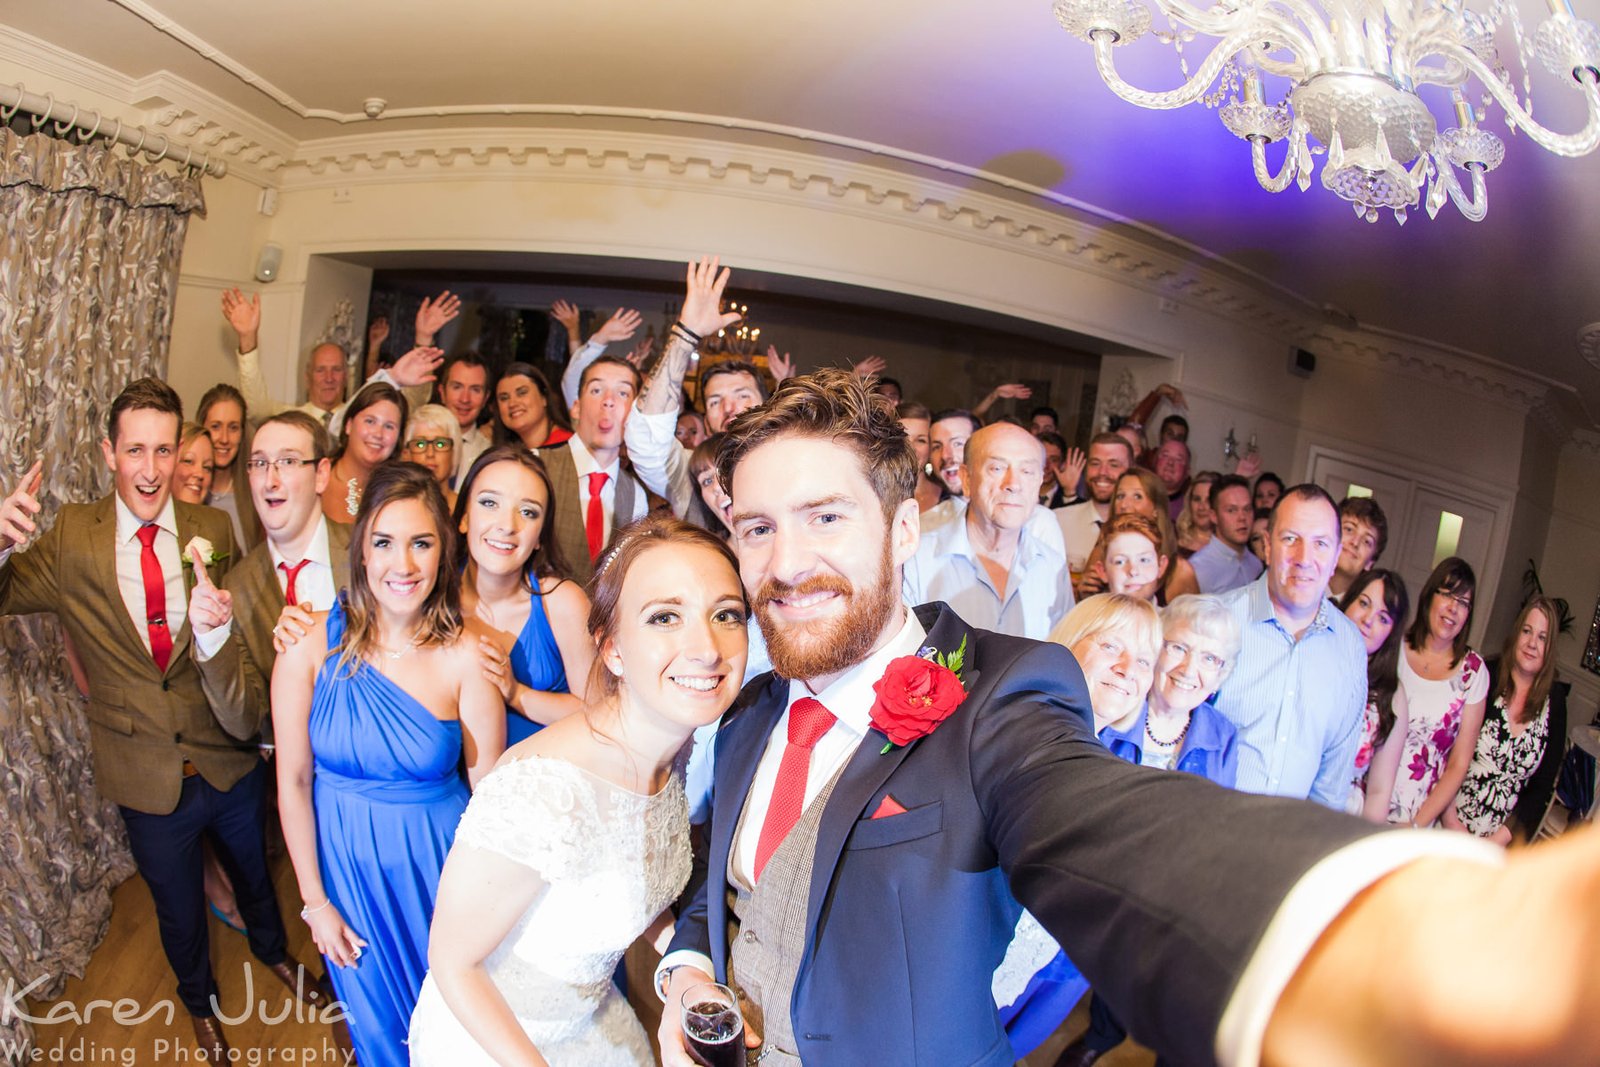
[754,697,837,882]
[135,524,172,673]
[585,471,610,562]
[279,559,310,606]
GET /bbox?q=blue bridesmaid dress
[310,601,469,1067]
[503,586,571,746]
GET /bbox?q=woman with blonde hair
[409,514,750,1066]
[1445,596,1569,845]
[272,463,502,1066]
[1175,470,1219,556]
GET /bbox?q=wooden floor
[29,854,1153,1066]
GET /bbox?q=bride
[407,514,750,1065]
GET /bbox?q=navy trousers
[119,760,288,1017]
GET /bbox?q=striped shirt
[1213,575,1368,808]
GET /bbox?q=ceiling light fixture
[1051,0,1600,223]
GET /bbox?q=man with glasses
[190,410,352,747]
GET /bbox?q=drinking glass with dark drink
[680,981,745,1067]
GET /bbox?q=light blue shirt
[902,499,1074,640]
[1189,536,1264,595]
[1213,574,1367,808]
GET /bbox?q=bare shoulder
[279,611,331,670]
[540,576,590,617]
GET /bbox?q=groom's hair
[716,368,916,519]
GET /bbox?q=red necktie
[754,697,837,882]
[279,559,310,606]
[135,524,172,673]
[585,471,610,562]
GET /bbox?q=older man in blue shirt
[1213,484,1367,808]
[903,422,1074,639]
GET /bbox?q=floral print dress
[1389,649,1488,825]
[1454,696,1551,837]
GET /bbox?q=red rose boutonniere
[868,636,968,754]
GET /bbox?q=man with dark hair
[190,409,351,745]
[1054,431,1135,577]
[700,359,768,434]
[652,371,1600,1067]
[1035,430,1071,508]
[436,353,492,484]
[897,399,945,514]
[930,407,979,498]
[1330,495,1389,600]
[543,355,647,584]
[873,376,904,405]
[1029,406,1060,435]
[0,378,321,1062]
[1213,484,1367,807]
[1189,474,1263,594]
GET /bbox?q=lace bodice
[409,754,690,1066]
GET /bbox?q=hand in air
[0,459,44,552]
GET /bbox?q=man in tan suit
[189,410,352,734]
[0,379,321,1063]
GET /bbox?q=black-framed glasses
[406,437,454,452]
[246,457,318,474]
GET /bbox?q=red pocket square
[870,794,908,819]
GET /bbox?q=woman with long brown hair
[1340,568,1411,823]
[409,514,749,1066]
[272,463,502,1067]
[1444,596,1569,844]
[454,444,595,746]
[323,381,407,524]
[197,384,261,549]
[1075,468,1199,603]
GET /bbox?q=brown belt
[182,759,200,778]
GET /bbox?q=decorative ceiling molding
[1569,428,1600,455]
[1312,329,1556,411]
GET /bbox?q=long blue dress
[503,585,571,746]
[310,601,469,1067]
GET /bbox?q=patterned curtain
[0,127,205,1057]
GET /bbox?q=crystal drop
[1354,201,1366,218]
[1395,207,1408,225]
[1365,207,1379,223]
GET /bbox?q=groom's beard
[755,544,898,682]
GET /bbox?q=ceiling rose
[1051,0,1600,223]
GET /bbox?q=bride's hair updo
[584,513,745,701]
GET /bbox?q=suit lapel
[707,673,788,976]
[165,503,204,672]
[800,604,979,956]
[90,496,153,659]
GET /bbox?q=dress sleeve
[452,758,589,880]
[1463,651,1491,703]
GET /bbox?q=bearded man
[649,366,1600,1067]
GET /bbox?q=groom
[657,368,1600,1066]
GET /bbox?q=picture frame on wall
[1580,598,1600,676]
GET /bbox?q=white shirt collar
[566,432,619,480]
[268,514,333,571]
[783,606,928,735]
[114,493,178,544]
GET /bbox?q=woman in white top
[1388,557,1489,827]
[408,515,749,1066]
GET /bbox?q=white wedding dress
[408,754,691,1066]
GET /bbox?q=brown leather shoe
[266,958,331,1010]
[190,1014,229,1063]
[1053,1038,1109,1067]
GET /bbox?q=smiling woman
[324,381,409,524]
[408,514,748,1066]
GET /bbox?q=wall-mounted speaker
[1289,347,1316,378]
[254,243,283,283]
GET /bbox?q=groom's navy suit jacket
[670,602,1378,1066]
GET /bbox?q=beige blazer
[194,519,352,745]
[0,495,251,815]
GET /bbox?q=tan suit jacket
[541,442,641,586]
[0,496,251,815]
[194,519,352,743]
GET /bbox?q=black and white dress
[1454,696,1550,838]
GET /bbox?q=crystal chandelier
[1051,0,1600,222]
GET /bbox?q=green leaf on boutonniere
[938,635,967,679]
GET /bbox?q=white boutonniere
[183,536,228,571]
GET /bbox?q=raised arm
[222,288,284,419]
[0,460,58,616]
[559,307,641,408]
[972,382,1032,420]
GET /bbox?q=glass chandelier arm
[1151,0,1330,61]
[1250,126,1305,191]
[1443,43,1600,156]
[1430,155,1489,222]
[1093,28,1263,109]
